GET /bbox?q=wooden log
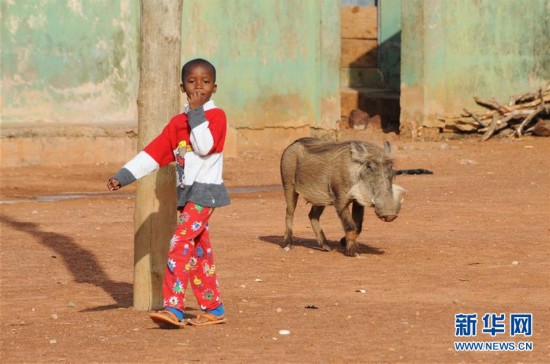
[511,85,550,105]
[442,86,549,139]
[515,105,545,137]
[134,0,182,311]
[482,115,506,141]
[452,120,479,132]
[491,98,514,113]
[474,97,511,114]
[463,108,487,128]
[509,91,537,106]
[482,110,533,141]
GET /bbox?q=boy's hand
[107,178,121,191]
[188,91,208,110]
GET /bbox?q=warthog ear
[350,142,370,163]
[383,141,392,156]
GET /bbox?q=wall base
[1,124,335,167]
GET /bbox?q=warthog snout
[380,214,397,222]
[373,184,405,222]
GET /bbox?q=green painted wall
[378,0,401,91]
[180,0,340,131]
[1,0,340,135]
[401,0,550,129]
[1,0,140,124]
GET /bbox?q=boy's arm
[111,151,161,188]
[108,121,177,189]
[188,107,226,155]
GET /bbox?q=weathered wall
[1,0,341,166]
[0,0,140,125]
[401,0,550,131]
[181,0,341,150]
[378,0,401,91]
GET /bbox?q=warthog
[280,137,406,256]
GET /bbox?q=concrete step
[341,87,399,99]
[340,67,385,88]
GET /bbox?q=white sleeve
[190,121,214,156]
[122,151,160,180]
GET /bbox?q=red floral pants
[163,202,222,312]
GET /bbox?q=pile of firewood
[440,85,550,141]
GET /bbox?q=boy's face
[180,64,217,104]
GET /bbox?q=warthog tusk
[371,198,376,206]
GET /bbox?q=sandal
[188,313,227,326]
[149,310,187,328]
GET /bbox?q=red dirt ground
[1,132,549,363]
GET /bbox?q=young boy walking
[107,58,229,328]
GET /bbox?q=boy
[108,58,229,327]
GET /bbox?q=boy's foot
[150,310,187,328]
[187,313,227,326]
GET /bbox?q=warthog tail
[395,169,433,175]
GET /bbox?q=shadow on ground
[0,214,132,310]
[259,235,385,256]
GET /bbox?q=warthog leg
[352,202,364,235]
[308,205,330,251]
[335,201,359,256]
[283,187,299,250]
